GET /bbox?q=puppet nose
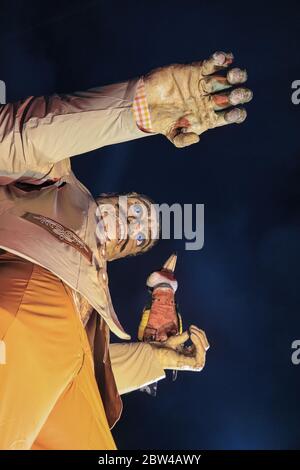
[163,253,177,272]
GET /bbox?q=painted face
[95,193,159,261]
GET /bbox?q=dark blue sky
[1,0,300,449]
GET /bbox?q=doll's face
[96,193,159,261]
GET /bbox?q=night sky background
[1,0,300,450]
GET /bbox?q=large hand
[144,51,252,148]
[150,325,209,371]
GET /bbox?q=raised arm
[0,51,252,183]
[0,78,148,183]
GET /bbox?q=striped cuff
[132,78,154,133]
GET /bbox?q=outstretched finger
[201,51,234,76]
[190,325,210,350]
[211,88,253,111]
[214,107,247,127]
[200,68,248,94]
[190,331,206,369]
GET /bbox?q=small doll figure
[138,253,182,343]
[138,253,183,394]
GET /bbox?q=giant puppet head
[95,192,160,261]
[74,192,160,325]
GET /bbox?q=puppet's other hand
[150,325,210,372]
[144,51,252,148]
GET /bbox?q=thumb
[172,132,200,148]
[165,330,190,350]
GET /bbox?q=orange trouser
[0,251,116,450]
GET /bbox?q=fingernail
[229,88,253,105]
[225,108,247,124]
[227,68,248,84]
[212,51,227,66]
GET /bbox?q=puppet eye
[136,232,146,246]
[132,204,143,217]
